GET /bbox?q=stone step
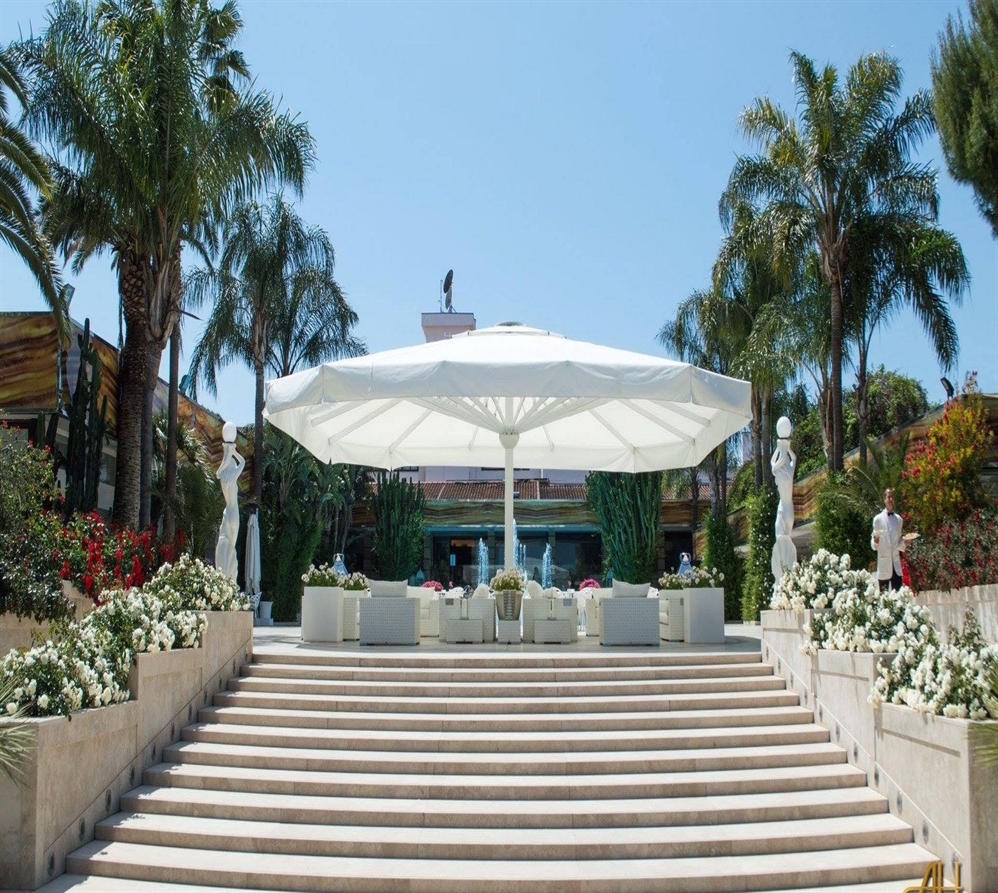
[184,719,830,753]
[241,661,776,683]
[143,760,868,801]
[66,839,935,892]
[250,650,762,669]
[227,674,789,699]
[36,876,927,893]
[162,740,845,776]
[95,811,913,860]
[212,687,802,715]
[200,703,816,732]
[120,783,891,829]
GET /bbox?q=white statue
[215,421,244,583]
[770,415,797,583]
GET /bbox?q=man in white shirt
[871,488,905,591]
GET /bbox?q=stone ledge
[0,610,253,891]
[762,605,998,892]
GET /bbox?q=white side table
[497,619,521,644]
[534,618,572,644]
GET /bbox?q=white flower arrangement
[490,568,526,592]
[870,611,998,719]
[659,565,724,591]
[301,563,343,587]
[340,571,369,592]
[145,553,247,612]
[770,549,853,613]
[2,578,208,719]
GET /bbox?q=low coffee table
[446,617,484,643]
[533,618,572,644]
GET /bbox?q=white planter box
[762,606,998,892]
[682,587,725,643]
[876,704,998,892]
[301,586,344,643]
[0,610,253,891]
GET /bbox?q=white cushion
[612,580,650,598]
[525,580,544,599]
[370,579,407,597]
[472,584,491,598]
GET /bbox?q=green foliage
[742,486,777,622]
[0,672,33,781]
[585,471,662,584]
[932,0,998,237]
[728,461,755,510]
[901,376,994,536]
[704,510,742,621]
[845,367,929,448]
[774,384,826,476]
[260,425,325,622]
[815,472,874,572]
[370,471,426,581]
[0,423,69,623]
[42,320,109,518]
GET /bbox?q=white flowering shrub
[871,611,998,719]
[490,568,526,592]
[340,571,369,592]
[770,549,854,612]
[301,563,342,587]
[2,624,129,718]
[145,553,247,612]
[2,585,207,719]
[659,566,725,591]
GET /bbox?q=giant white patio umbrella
[264,323,752,570]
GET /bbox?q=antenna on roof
[442,269,454,312]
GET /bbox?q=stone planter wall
[917,583,998,644]
[0,610,253,891]
[762,607,998,891]
[0,584,93,656]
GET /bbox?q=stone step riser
[228,677,789,698]
[64,841,933,893]
[163,742,845,776]
[120,787,890,829]
[241,664,777,683]
[96,819,913,861]
[250,653,762,670]
[143,764,867,801]
[201,704,815,733]
[212,690,803,715]
[183,723,831,753]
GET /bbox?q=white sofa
[583,588,613,636]
[658,592,686,641]
[599,580,659,646]
[439,597,496,642]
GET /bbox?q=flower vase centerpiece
[491,567,526,621]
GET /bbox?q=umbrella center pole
[499,429,519,571]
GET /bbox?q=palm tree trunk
[254,358,265,511]
[164,327,180,538]
[856,344,869,467]
[689,466,699,561]
[140,342,164,528]
[829,268,845,472]
[112,251,148,530]
[761,390,774,487]
[752,389,763,492]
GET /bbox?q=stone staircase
[63,649,935,892]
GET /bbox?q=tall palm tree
[187,195,363,510]
[21,0,314,529]
[846,213,967,465]
[0,44,63,330]
[725,51,937,472]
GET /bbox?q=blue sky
[2,0,995,428]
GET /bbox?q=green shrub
[742,486,777,622]
[704,510,742,621]
[370,471,426,581]
[815,472,873,572]
[906,510,998,591]
[586,470,662,584]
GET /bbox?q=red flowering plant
[900,373,994,538]
[421,580,444,592]
[906,510,998,593]
[53,512,182,603]
[577,578,601,590]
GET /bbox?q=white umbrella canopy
[264,323,752,569]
